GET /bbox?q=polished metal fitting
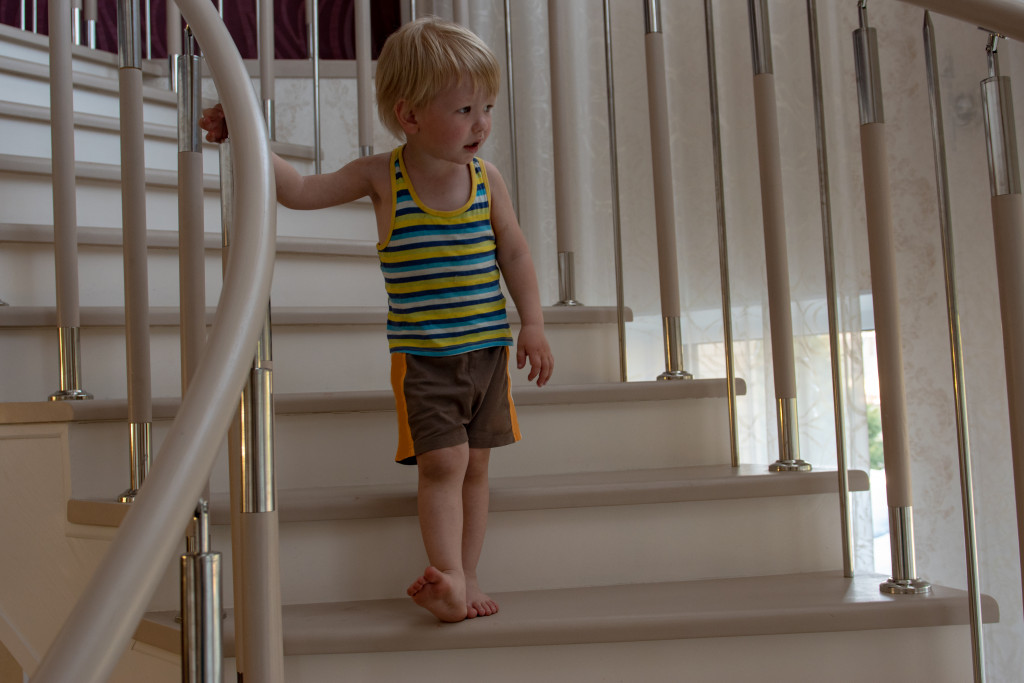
[747,0,773,75]
[770,397,811,471]
[880,505,932,594]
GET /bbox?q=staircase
[0,18,997,683]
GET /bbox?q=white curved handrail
[899,0,1024,42]
[29,0,276,680]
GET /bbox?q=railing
[28,0,276,681]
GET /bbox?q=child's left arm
[486,162,554,387]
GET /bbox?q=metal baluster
[603,0,626,381]
[47,0,92,404]
[259,0,276,140]
[549,0,583,307]
[308,0,322,173]
[175,25,223,683]
[504,0,519,214]
[117,0,154,503]
[923,12,985,681]
[747,0,808,469]
[853,0,929,595]
[85,0,97,48]
[72,0,83,45]
[355,0,373,156]
[807,0,852,573]
[704,0,738,462]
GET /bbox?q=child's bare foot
[407,566,468,622]
[465,576,499,618]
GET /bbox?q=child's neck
[402,142,473,213]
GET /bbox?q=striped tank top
[378,146,513,356]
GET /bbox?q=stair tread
[0,222,374,255]
[0,304,632,328]
[0,100,315,159]
[68,464,866,527]
[135,571,998,656]
[46,378,737,424]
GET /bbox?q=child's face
[409,80,495,164]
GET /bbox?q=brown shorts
[390,346,521,465]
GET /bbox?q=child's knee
[417,445,470,483]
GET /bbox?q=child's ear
[395,100,418,135]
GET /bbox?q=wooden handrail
[28,0,276,679]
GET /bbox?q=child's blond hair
[375,17,500,139]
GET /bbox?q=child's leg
[407,443,470,622]
[462,447,498,617]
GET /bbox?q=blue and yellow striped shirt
[378,146,513,356]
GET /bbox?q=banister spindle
[307,0,322,173]
[84,0,97,48]
[807,0,853,574]
[746,0,807,470]
[923,12,985,681]
[644,0,688,379]
[853,1,929,595]
[259,0,276,140]
[116,0,155,504]
[548,0,584,307]
[703,0,738,460]
[71,0,83,45]
[47,0,92,403]
[355,0,372,156]
[981,31,1024,618]
[175,30,224,681]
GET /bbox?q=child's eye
[458,106,472,114]
[485,104,494,113]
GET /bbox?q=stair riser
[67,396,728,501]
[0,69,179,126]
[1,117,225,176]
[269,627,973,683]
[0,170,371,239]
[0,243,384,308]
[144,493,843,610]
[2,321,621,403]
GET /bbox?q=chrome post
[504,0,520,214]
[923,13,984,680]
[982,35,1020,197]
[355,0,372,157]
[603,0,626,381]
[807,0,852,572]
[259,0,276,141]
[72,0,83,45]
[854,2,928,595]
[658,316,693,381]
[180,500,223,683]
[20,0,26,30]
[308,0,322,174]
[50,327,93,400]
[556,252,582,307]
[704,0,738,461]
[244,315,276,515]
[85,0,97,48]
[144,0,151,60]
[118,421,152,502]
[33,0,38,32]
[881,506,931,594]
[770,397,809,471]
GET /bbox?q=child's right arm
[200,104,382,211]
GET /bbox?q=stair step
[0,100,316,176]
[134,571,997,656]
[0,305,631,400]
[0,154,372,239]
[69,464,869,528]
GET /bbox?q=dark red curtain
[0,0,400,60]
